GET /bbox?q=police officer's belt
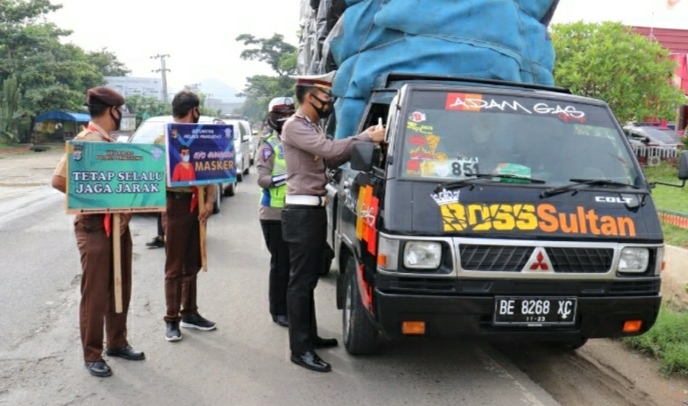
[285,195,328,206]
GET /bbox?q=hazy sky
[48,0,688,99]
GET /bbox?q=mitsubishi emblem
[525,247,553,273]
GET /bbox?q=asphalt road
[0,172,560,406]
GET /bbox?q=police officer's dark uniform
[281,72,384,372]
[257,97,295,327]
[51,87,145,378]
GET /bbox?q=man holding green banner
[51,86,145,378]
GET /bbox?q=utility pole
[151,54,170,103]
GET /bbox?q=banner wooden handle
[198,186,208,272]
[113,213,123,313]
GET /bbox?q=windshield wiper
[540,178,639,198]
[435,173,545,192]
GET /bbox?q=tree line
[1,0,683,143]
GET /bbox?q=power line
[151,54,170,104]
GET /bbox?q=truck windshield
[399,90,641,187]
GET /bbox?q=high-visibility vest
[260,134,287,208]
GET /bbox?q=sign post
[66,141,167,312]
[165,123,236,273]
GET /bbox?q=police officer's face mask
[110,107,122,131]
[310,93,333,120]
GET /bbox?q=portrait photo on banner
[166,123,237,187]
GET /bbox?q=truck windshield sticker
[407,121,435,134]
[440,203,636,237]
[409,111,427,123]
[444,92,587,122]
[421,157,479,178]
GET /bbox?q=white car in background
[128,115,238,214]
[221,117,252,182]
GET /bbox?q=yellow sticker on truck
[440,203,636,237]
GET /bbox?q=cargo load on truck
[297,0,560,139]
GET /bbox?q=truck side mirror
[679,151,688,180]
[351,142,379,172]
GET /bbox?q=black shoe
[290,351,331,373]
[165,321,182,342]
[271,314,289,327]
[146,237,165,248]
[181,312,216,331]
[105,345,145,361]
[85,360,112,377]
[314,336,338,349]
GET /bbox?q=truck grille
[459,245,613,273]
[545,247,613,273]
[459,245,533,272]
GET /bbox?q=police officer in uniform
[281,72,385,372]
[257,97,296,328]
[51,86,145,378]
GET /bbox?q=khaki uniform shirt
[281,110,371,196]
[53,122,114,179]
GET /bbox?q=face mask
[192,108,200,124]
[310,94,333,120]
[182,155,190,163]
[110,108,122,131]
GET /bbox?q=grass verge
[621,163,688,376]
[623,305,688,377]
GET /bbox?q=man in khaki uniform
[281,72,385,372]
[163,90,216,342]
[51,86,145,378]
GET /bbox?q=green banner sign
[66,141,167,214]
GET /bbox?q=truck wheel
[343,257,378,355]
[223,182,236,197]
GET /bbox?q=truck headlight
[404,241,442,269]
[618,247,649,274]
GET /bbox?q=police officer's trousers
[260,219,290,317]
[281,205,327,354]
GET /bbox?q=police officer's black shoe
[85,360,112,377]
[314,336,338,348]
[290,351,331,373]
[105,345,145,361]
[271,314,289,327]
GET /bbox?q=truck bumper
[374,289,661,341]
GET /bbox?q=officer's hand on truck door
[366,125,385,144]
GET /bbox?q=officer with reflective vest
[257,96,296,328]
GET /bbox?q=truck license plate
[493,297,577,325]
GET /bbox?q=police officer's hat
[291,71,335,95]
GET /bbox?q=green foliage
[0,0,129,115]
[0,74,22,142]
[551,21,685,124]
[624,306,688,376]
[235,33,297,124]
[124,95,171,125]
